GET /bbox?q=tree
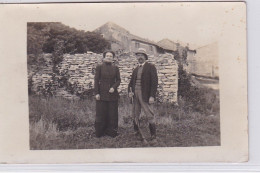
[27,22,111,56]
[174,45,191,98]
[27,22,111,73]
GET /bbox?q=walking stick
[130,87,134,104]
[130,87,148,145]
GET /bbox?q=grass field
[29,86,220,150]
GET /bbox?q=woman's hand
[95,94,100,100]
[149,97,155,104]
[109,88,115,93]
[128,92,134,98]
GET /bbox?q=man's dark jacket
[128,62,158,103]
[94,63,121,101]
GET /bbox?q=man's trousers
[133,89,155,124]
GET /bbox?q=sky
[38,2,243,49]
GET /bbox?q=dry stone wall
[29,52,178,102]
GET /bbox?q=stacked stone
[116,53,178,103]
[30,54,56,94]
[150,53,178,103]
[58,53,103,93]
[117,54,138,94]
[31,73,53,92]
[29,52,178,103]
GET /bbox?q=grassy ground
[29,87,220,150]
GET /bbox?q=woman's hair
[103,50,115,58]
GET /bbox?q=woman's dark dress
[94,62,121,137]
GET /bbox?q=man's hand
[149,97,155,104]
[95,94,100,100]
[128,92,134,98]
[109,87,115,93]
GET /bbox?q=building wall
[186,42,219,77]
[130,40,158,56]
[29,53,178,103]
[96,25,159,56]
[97,26,131,53]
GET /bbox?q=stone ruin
[29,52,178,103]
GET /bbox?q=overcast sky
[41,2,243,49]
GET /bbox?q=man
[128,48,158,143]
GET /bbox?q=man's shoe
[142,138,149,146]
[133,120,138,132]
[149,123,157,137]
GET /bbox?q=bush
[177,68,219,115]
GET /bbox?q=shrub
[177,68,219,115]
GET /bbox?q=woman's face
[103,52,114,63]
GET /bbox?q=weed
[29,85,220,149]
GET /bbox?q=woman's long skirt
[95,100,118,137]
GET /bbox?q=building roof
[157,39,178,52]
[131,37,158,47]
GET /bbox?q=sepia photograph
[27,4,220,150]
[0,2,247,163]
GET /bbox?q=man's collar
[139,61,146,67]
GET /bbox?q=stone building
[130,38,163,57]
[94,22,165,56]
[157,39,178,53]
[185,42,219,78]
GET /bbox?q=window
[150,45,153,51]
[135,42,140,48]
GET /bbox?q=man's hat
[135,48,148,60]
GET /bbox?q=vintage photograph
[0,1,248,163]
[27,3,220,150]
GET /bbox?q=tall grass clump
[29,95,95,131]
[118,95,134,128]
[29,118,59,149]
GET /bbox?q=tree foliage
[27,22,111,55]
[174,45,189,67]
[174,45,191,98]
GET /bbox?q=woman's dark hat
[103,50,115,58]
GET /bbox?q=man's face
[136,53,146,64]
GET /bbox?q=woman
[94,50,121,138]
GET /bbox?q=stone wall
[29,52,178,102]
